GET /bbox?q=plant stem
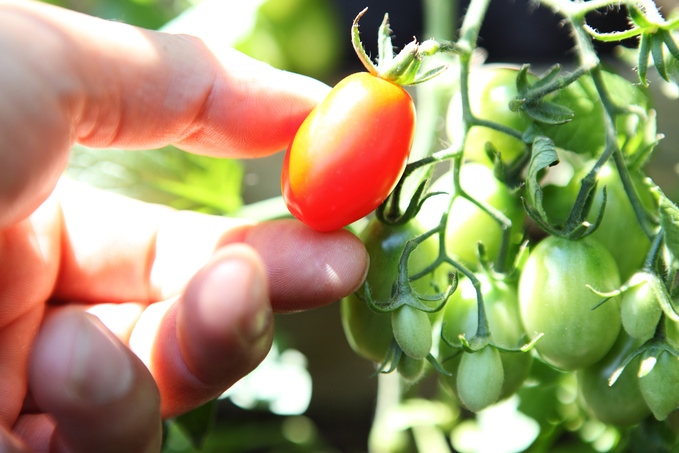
[457,0,492,57]
[539,0,626,19]
[589,66,658,240]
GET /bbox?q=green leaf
[171,399,217,450]
[525,136,559,220]
[522,100,574,125]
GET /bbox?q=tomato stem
[589,66,659,240]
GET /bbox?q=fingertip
[29,309,161,453]
[244,220,369,312]
[148,243,273,418]
[178,243,274,385]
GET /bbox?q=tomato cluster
[331,62,679,435]
[278,8,679,447]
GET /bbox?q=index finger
[0,1,328,227]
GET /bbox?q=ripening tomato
[282,72,415,231]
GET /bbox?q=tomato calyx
[351,8,455,86]
[523,137,610,239]
[362,227,455,317]
[438,270,542,375]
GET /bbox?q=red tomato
[281,72,415,231]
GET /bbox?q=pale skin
[0,1,369,452]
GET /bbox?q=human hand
[0,2,368,452]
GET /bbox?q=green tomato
[439,274,532,400]
[456,346,504,412]
[638,349,679,421]
[518,236,622,371]
[419,164,525,270]
[621,273,663,340]
[397,354,426,383]
[577,331,651,426]
[543,161,654,281]
[340,219,440,363]
[446,67,533,166]
[392,304,432,360]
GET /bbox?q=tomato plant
[438,273,532,401]
[273,2,679,451]
[419,163,525,270]
[518,236,622,370]
[340,218,441,364]
[543,161,655,280]
[446,67,533,166]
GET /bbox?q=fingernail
[66,314,134,404]
[241,263,272,343]
[198,249,273,344]
[242,299,273,344]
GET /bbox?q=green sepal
[350,8,455,86]
[515,64,531,98]
[628,3,655,29]
[651,33,669,81]
[377,13,394,71]
[660,29,679,62]
[512,64,575,125]
[522,100,574,125]
[638,32,652,86]
[529,64,562,91]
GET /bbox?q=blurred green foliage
[234,0,342,81]
[39,0,194,30]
